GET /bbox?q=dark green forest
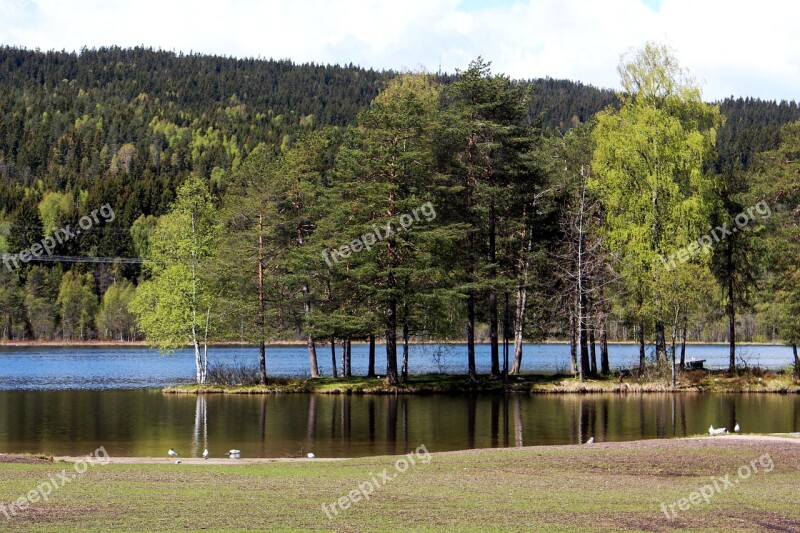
[1,45,800,384]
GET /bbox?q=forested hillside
[0,45,799,369]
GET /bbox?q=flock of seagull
[167,423,745,458]
[584,422,741,445]
[709,423,741,435]
[167,448,316,463]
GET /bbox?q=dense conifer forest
[1,45,799,384]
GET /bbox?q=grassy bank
[163,369,800,395]
[1,436,798,531]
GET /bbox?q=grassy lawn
[163,369,800,395]
[1,437,798,532]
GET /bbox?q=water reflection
[192,395,207,457]
[0,391,797,458]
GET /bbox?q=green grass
[1,437,798,531]
[163,370,800,395]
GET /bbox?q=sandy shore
[42,434,799,465]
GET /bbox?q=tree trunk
[302,284,319,378]
[340,338,346,377]
[306,334,318,378]
[793,344,799,376]
[330,337,338,379]
[510,280,526,374]
[258,340,266,386]
[257,212,267,385]
[728,271,736,373]
[579,319,589,380]
[401,312,409,382]
[367,333,376,377]
[345,338,352,377]
[600,318,609,375]
[671,308,679,387]
[385,290,398,386]
[488,198,500,377]
[503,292,510,380]
[589,326,597,376]
[680,313,687,368]
[385,221,399,384]
[655,321,667,362]
[569,306,577,375]
[194,338,203,384]
[511,208,533,375]
[638,320,646,368]
[467,295,476,382]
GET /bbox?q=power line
[26,255,144,264]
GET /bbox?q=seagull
[734,423,740,433]
[168,448,179,457]
[226,449,241,459]
[585,437,594,445]
[307,452,316,458]
[175,460,181,464]
[203,448,209,459]
[709,425,728,435]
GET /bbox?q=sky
[0,0,797,102]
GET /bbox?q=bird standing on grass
[226,449,241,459]
[168,448,179,457]
[709,425,728,435]
[307,452,315,458]
[203,448,209,459]
[585,437,594,445]
[734,423,741,433]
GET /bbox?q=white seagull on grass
[203,448,209,459]
[709,425,728,435]
[168,448,180,457]
[226,449,241,459]
[734,423,741,433]
[585,437,594,445]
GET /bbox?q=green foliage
[750,121,800,347]
[37,191,71,236]
[96,279,137,341]
[0,45,798,375]
[56,270,98,340]
[130,176,221,383]
[592,43,722,355]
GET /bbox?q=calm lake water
[0,391,798,458]
[0,343,796,390]
[0,344,797,458]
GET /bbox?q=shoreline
[38,434,797,464]
[161,371,800,395]
[0,339,788,348]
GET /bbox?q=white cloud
[0,0,797,101]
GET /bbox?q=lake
[0,343,797,458]
[0,343,795,390]
[0,390,798,458]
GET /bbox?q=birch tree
[131,176,221,384]
[592,42,722,362]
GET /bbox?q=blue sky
[640,0,663,11]
[0,0,797,102]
